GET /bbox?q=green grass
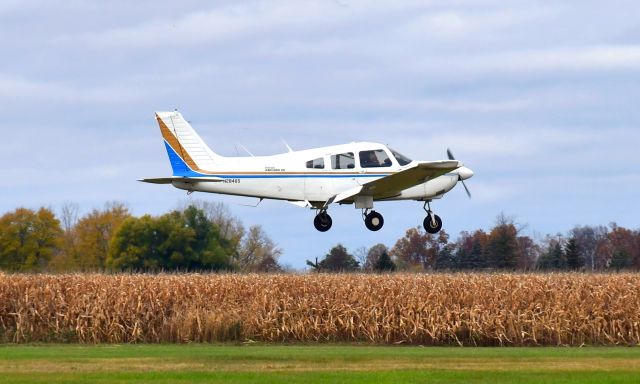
[0,344,639,383]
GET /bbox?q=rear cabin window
[331,152,355,169]
[306,157,325,169]
[359,149,392,168]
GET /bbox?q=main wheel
[423,214,442,234]
[313,212,333,232]
[365,211,384,231]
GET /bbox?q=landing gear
[364,210,384,231]
[424,214,443,234]
[422,201,443,234]
[313,211,332,232]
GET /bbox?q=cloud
[399,7,556,42]
[0,75,149,104]
[413,45,640,78]
[58,1,357,48]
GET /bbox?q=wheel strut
[423,201,436,227]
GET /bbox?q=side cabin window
[306,157,325,169]
[359,149,392,168]
[331,152,355,169]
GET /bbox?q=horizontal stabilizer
[138,176,224,184]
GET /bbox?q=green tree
[538,242,565,270]
[363,243,389,271]
[373,250,396,272]
[485,214,519,269]
[107,207,235,271]
[565,237,584,270]
[180,200,245,244]
[454,230,487,270]
[468,236,487,269]
[0,207,62,271]
[317,244,359,272]
[611,249,630,271]
[435,245,455,270]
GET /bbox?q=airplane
[140,111,474,233]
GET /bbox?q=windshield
[389,148,412,166]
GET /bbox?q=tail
[155,111,222,176]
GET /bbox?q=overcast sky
[1,1,639,268]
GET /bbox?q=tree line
[1,204,639,273]
[308,214,640,273]
[0,201,282,272]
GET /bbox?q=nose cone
[458,166,474,180]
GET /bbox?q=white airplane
[140,111,474,233]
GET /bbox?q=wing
[333,160,462,203]
[138,176,224,184]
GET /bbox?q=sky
[1,0,639,269]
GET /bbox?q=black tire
[365,211,384,231]
[423,214,443,234]
[313,212,333,232]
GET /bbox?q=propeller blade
[449,147,471,198]
[446,148,455,161]
[461,179,471,199]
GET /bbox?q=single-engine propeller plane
[140,111,474,233]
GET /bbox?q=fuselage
[171,141,462,205]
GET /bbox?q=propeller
[447,148,472,199]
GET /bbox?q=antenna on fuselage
[282,139,294,153]
[237,144,255,157]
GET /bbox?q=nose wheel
[313,211,333,232]
[364,210,384,231]
[424,214,442,234]
[422,201,443,234]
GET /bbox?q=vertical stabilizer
[155,111,222,175]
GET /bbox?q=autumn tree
[571,225,608,271]
[48,202,80,271]
[390,227,449,270]
[605,224,638,270]
[235,225,282,272]
[72,202,130,271]
[0,207,62,271]
[517,235,539,271]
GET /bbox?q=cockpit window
[359,149,392,168]
[331,152,355,169]
[306,157,325,169]
[389,148,412,166]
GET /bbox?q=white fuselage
[172,142,460,205]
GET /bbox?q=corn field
[1,273,639,345]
